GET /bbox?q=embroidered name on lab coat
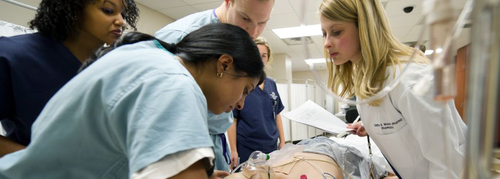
[373,118,403,130]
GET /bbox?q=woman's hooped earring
[217,72,224,78]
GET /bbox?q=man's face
[225,0,273,39]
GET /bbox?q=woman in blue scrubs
[0,23,265,179]
[154,0,275,172]
[0,0,139,156]
[228,37,286,168]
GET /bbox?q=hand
[346,121,367,136]
[210,170,230,179]
[278,142,285,150]
[230,150,239,170]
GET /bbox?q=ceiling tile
[279,10,320,26]
[391,26,412,42]
[403,28,429,43]
[191,1,220,11]
[406,25,423,36]
[136,0,187,9]
[303,11,321,25]
[267,13,300,29]
[157,5,199,20]
[288,0,322,13]
[259,29,290,54]
[405,25,429,42]
[388,14,422,28]
[271,0,294,15]
[289,43,323,60]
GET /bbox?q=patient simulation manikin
[226,137,392,179]
[226,152,342,179]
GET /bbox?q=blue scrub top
[0,33,80,145]
[233,77,284,162]
[155,9,219,44]
[0,41,213,178]
[155,9,233,171]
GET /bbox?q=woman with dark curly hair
[0,0,139,157]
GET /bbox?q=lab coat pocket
[371,123,427,178]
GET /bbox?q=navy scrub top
[0,33,81,145]
[233,77,284,162]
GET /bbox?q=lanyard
[219,133,231,165]
[212,9,218,19]
[154,40,168,52]
[367,135,375,179]
[272,98,276,120]
[270,90,277,120]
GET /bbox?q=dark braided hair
[29,0,139,41]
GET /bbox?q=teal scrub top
[155,9,233,171]
[0,41,213,178]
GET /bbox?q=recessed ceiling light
[272,24,322,39]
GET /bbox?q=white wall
[135,3,174,35]
[266,53,292,82]
[270,69,339,142]
[292,70,328,82]
[292,69,340,115]
[0,1,174,35]
[0,1,37,27]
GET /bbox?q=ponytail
[79,23,265,85]
[78,32,175,72]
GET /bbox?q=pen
[352,116,360,124]
[340,116,360,138]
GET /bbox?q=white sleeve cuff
[131,148,214,179]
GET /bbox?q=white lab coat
[357,61,467,179]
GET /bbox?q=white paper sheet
[282,100,349,134]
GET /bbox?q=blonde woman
[319,0,467,178]
[255,37,274,71]
[228,37,286,170]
